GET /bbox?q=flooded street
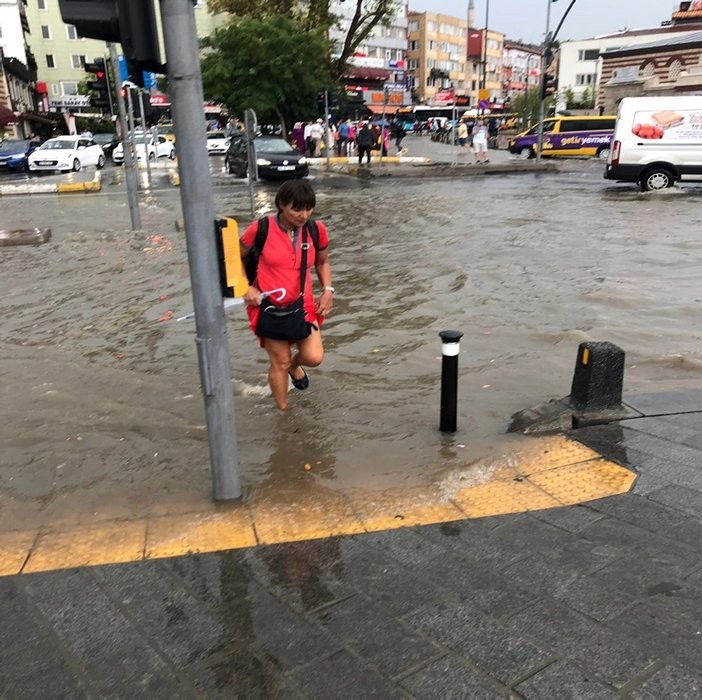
[2,161,702,529]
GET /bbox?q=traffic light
[59,0,164,79]
[541,72,558,99]
[85,57,111,112]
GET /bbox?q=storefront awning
[19,112,56,125]
[342,66,391,81]
[365,104,398,114]
[0,104,18,127]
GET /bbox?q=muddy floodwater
[2,164,702,528]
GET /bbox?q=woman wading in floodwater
[240,180,334,411]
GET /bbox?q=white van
[605,96,702,191]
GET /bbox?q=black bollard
[439,330,464,433]
[570,341,625,412]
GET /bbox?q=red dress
[240,215,329,342]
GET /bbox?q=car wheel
[518,146,534,160]
[597,147,611,161]
[72,158,81,172]
[148,151,156,161]
[168,149,176,160]
[640,167,675,192]
[97,154,106,169]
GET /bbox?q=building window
[578,49,600,61]
[575,73,597,86]
[61,81,79,95]
[668,59,682,80]
[67,24,80,40]
[51,83,60,96]
[38,0,47,8]
[71,54,86,69]
[41,25,51,39]
[409,40,418,51]
[641,62,656,78]
[46,54,55,68]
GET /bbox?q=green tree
[563,86,575,109]
[581,85,596,109]
[511,88,554,126]
[200,16,330,137]
[207,0,400,79]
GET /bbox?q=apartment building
[502,40,541,100]
[407,11,479,106]
[12,0,223,112]
[330,0,411,112]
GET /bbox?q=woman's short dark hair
[275,180,316,212]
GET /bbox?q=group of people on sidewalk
[291,118,407,163]
[456,118,490,164]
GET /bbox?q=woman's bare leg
[290,327,324,379]
[264,338,293,410]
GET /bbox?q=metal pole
[439,330,464,433]
[379,87,388,165]
[126,87,138,176]
[481,0,490,114]
[137,89,152,188]
[104,52,115,117]
[159,0,241,500]
[324,89,331,170]
[108,43,140,230]
[536,0,553,161]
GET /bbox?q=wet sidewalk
[2,390,701,697]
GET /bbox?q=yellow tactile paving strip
[0,436,635,577]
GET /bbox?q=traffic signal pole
[108,42,140,230]
[159,0,241,500]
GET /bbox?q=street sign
[479,89,490,101]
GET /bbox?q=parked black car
[224,135,308,180]
[92,132,119,158]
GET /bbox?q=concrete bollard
[439,330,464,433]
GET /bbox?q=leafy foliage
[200,16,330,135]
[511,88,554,125]
[206,0,400,79]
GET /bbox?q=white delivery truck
[605,96,702,191]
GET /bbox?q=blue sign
[142,72,157,89]
[117,54,128,81]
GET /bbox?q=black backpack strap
[305,219,320,252]
[298,225,308,297]
[244,216,269,285]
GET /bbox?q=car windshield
[256,138,295,154]
[40,140,76,150]
[207,132,226,140]
[93,134,115,143]
[0,140,29,154]
[155,125,173,136]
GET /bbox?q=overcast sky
[407,0,680,44]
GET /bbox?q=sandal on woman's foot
[289,367,309,390]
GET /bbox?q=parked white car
[28,135,105,172]
[112,133,176,164]
[206,130,229,155]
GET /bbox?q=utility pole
[480,0,490,114]
[108,42,140,230]
[159,0,241,500]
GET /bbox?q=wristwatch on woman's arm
[323,286,335,294]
